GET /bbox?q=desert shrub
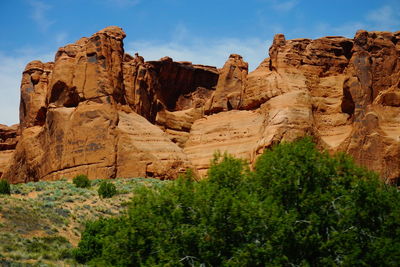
[74,138,400,266]
[97,181,117,199]
[72,174,91,188]
[0,180,10,195]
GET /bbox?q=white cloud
[28,0,54,32]
[271,0,298,11]
[55,32,68,45]
[0,26,270,126]
[0,51,53,126]
[366,5,400,30]
[331,22,367,38]
[106,0,140,7]
[305,4,400,39]
[259,0,298,12]
[126,38,271,71]
[126,23,271,71]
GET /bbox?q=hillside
[0,178,164,266]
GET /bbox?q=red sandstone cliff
[1,27,399,183]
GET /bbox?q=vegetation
[0,179,10,195]
[74,138,400,266]
[98,181,117,199]
[72,174,91,188]
[0,177,162,266]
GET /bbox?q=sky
[0,0,399,126]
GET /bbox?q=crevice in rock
[341,82,355,116]
[63,87,81,107]
[340,40,354,60]
[34,107,47,126]
[42,161,105,179]
[389,177,400,186]
[20,97,27,119]
[30,76,39,86]
[111,114,120,179]
[50,82,81,107]
[49,81,67,104]
[227,100,233,111]
[87,53,97,63]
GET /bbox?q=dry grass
[0,177,166,266]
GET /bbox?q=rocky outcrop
[2,27,399,183]
[123,55,218,122]
[20,61,53,130]
[205,54,248,114]
[2,26,192,183]
[184,110,264,175]
[0,124,19,176]
[239,30,400,182]
[123,55,219,148]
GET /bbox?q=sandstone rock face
[0,124,19,176]
[239,31,400,182]
[20,61,53,129]
[2,27,399,183]
[184,110,264,175]
[206,54,248,114]
[123,55,218,123]
[2,26,192,183]
[123,55,219,148]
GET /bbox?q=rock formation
[205,54,248,114]
[2,27,399,183]
[0,124,19,176]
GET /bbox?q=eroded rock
[2,27,399,183]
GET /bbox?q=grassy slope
[0,178,166,266]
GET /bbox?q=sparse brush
[98,181,117,199]
[72,174,91,188]
[0,180,11,195]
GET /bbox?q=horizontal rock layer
[2,27,399,183]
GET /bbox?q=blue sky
[0,0,399,125]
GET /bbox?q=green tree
[74,138,400,266]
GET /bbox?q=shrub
[72,175,90,188]
[74,138,400,266]
[97,181,116,199]
[0,180,10,195]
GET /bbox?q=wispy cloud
[106,0,140,7]
[366,5,400,30]
[55,32,68,45]
[127,37,270,71]
[306,21,366,38]
[0,51,53,126]
[271,0,298,11]
[28,0,54,32]
[259,0,299,12]
[331,22,366,37]
[125,22,271,71]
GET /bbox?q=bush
[0,180,10,195]
[97,181,117,199]
[72,175,90,188]
[74,138,400,266]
